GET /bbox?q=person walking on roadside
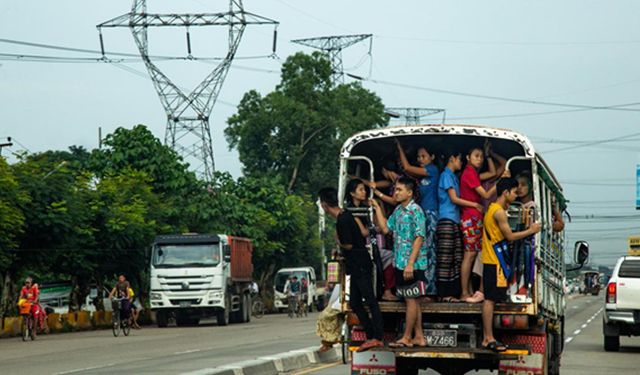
[319,187,384,352]
[481,178,541,352]
[372,177,431,348]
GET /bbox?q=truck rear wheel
[243,295,251,323]
[546,333,560,375]
[156,311,168,328]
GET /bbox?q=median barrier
[76,311,92,330]
[105,311,113,325]
[62,312,78,331]
[92,311,108,328]
[47,313,63,332]
[1,316,22,337]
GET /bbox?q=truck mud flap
[498,333,545,375]
[351,350,396,375]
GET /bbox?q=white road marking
[565,337,574,343]
[55,364,115,375]
[174,349,201,355]
[573,329,581,335]
[581,323,588,329]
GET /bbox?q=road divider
[1,316,22,337]
[181,346,340,375]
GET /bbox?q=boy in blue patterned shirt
[372,177,432,348]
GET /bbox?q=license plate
[179,301,191,308]
[425,329,457,347]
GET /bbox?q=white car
[603,256,640,351]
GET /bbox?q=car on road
[603,256,640,351]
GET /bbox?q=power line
[373,34,640,46]
[346,73,640,113]
[542,131,640,154]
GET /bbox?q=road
[301,294,640,374]
[2,295,639,374]
[0,313,321,374]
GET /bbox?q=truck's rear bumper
[354,301,536,315]
[605,309,635,324]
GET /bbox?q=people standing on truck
[396,140,439,299]
[109,274,132,321]
[459,143,500,304]
[517,171,564,233]
[319,187,384,352]
[346,178,397,301]
[372,177,432,348]
[481,178,541,352]
[316,283,344,353]
[436,147,482,302]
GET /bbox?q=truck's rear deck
[375,300,535,315]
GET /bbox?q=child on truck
[436,147,482,302]
[481,178,541,352]
[459,143,498,304]
[372,177,432,348]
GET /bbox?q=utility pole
[385,107,447,125]
[292,34,372,86]
[98,0,278,181]
[0,137,12,156]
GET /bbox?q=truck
[603,256,640,352]
[337,124,589,375]
[273,266,318,312]
[149,233,254,327]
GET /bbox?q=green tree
[0,157,29,315]
[225,51,388,195]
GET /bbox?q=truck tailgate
[616,259,640,310]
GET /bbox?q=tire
[546,333,560,375]
[156,311,168,328]
[21,316,28,342]
[341,322,350,365]
[217,309,229,326]
[30,318,36,341]
[604,335,620,352]
[112,318,120,337]
[122,319,131,337]
[176,314,190,327]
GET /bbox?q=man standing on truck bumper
[481,178,541,351]
[319,187,384,352]
[372,177,431,348]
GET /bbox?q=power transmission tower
[98,0,278,181]
[292,34,372,86]
[385,107,447,125]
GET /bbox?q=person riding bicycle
[128,287,142,329]
[108,274,132,321]
[300,277,309,309]
[19,277,46,331]
[285,276,301,312]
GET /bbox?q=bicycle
[251,297,264,319]
[111,298,131,337]
[287,295,300,318]
[298,296,308,317]
[20,303,35,341]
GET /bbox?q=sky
[1,0,639,267]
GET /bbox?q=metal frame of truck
[337,124,570,375]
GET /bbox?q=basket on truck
[149,233,254,327]
[336,124,589,375]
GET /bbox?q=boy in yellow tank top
[481,178,541,352]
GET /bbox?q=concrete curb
[181,346,340,375]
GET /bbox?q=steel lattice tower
[291,34,372,86]
[385,107,447,125]
[98,0,278,180]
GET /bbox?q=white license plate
[179,301,192,308]
[425,329,457,347]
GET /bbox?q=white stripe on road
[174,349,201,355]
[565,337,574,343]
[565,306,605,346]
[573,329,581,335]
[581,324,588,329]
[55,364,115,375]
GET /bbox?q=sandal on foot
[389,340,413,348]
[483,341,508,352]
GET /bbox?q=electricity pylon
[385,107,447,125]
[98,0,278,181]
[291,34,372,86]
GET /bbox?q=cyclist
[108,274,132,322]
[19,277,46,331]
[300,277,309,311]
[285,276,301,314]
[128,287,142,329]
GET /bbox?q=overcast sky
[1,0,639,267]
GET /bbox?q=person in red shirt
[459,143,501,303]
[20,276,46,331]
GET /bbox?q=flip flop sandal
[389,341,413,348]
[483,341,508,352]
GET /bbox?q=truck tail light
[606,282,616,304]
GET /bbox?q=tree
[225,51,388,195]
[0,157,29,315]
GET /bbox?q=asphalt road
[0,312,321,374]
[301,294,640,374]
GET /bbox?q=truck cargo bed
[358,301,535,315]
[353,344,530,360]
